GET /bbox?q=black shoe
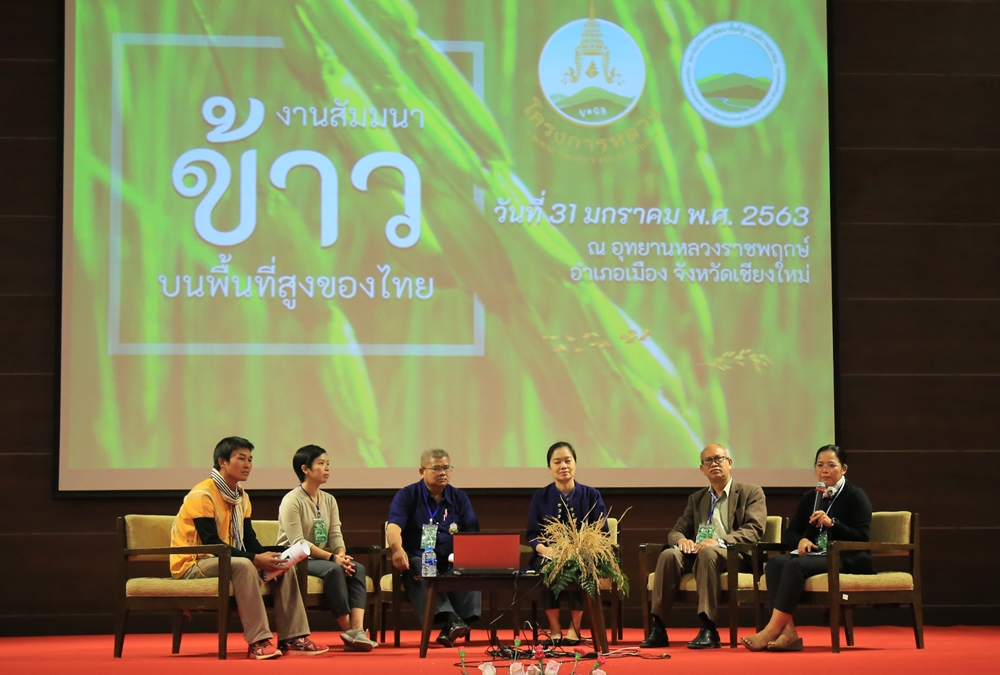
[559,637,580,647]
[436,620,468,647]
[639,624,669,648]
[687,627,721,649]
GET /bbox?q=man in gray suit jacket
[640,444,767,649]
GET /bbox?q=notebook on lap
[452,531,522,575]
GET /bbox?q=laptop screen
[453,531,522,571]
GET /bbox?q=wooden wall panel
[840,376,1000,450]
[831,2,1000,75]
[0,0,62,61]
[838,300,1000,374]
[835,149,1000,224]
[0,374,55,452]
[833,74,1000,150]
[837,223,1000,299]
[0,0,996,635]
[0,60,62,137]
[0,217,60,295]
[0,139,61,217]
[0,295,57,373]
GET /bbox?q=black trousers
[402,555,481,625]
[308,559,367,618]
[765,553,840,614]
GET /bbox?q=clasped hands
[333,551,357,576]
[797,510,834,555]
[676,538,719,554]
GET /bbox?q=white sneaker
[340,628,378,651]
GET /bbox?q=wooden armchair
[252,520,381,638]
[115,514,233,659]
[639,515,784,648]
[757,511,923,653]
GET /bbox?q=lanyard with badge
[420,486,442,549]
[815,486,842,552]
[301,486,328,545]
[695,492,720,544]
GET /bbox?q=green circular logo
[538,14,646,127]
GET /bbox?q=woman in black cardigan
[741,445,874,652]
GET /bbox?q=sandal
[767,633,803,652]
[740,630,774,652]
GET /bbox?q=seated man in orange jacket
[171,436,328,660]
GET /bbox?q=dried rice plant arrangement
[539,508,629,599]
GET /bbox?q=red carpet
[2,627,995,673]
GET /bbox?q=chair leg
[610,594,619,645]
[844,607,855,647]
[172,611,184,654]
[729,596,739,649]
[618,597,624,640]
[218,605,229,659]
[531,602,539,643]
[380,602,387,644]
[911,599,925,649]
[642,598,650,638]
[393,600,401,648]
[370,597,380,641]
[113,606,129,658]
[829,600,841,654]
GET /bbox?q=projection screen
[60,0,834,491]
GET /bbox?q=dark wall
[1,0,997,635]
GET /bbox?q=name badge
[695,522,715,544]
[816,531,829,552]
[313,518,328,546]
[420,523,438,549]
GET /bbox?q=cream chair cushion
[126,577,272,597]
[124,514,175,561]
[646,572,757,592]
[759,572,914,593]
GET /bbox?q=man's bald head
[699,444,733,487]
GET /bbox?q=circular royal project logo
[538,7,646,127]
[681,22,786,128]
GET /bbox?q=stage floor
[3,627,996,673]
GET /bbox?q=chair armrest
[726,543,758,554]
[755,543,793,552]
[346,545,382,556]
[638,543,667,554]
[261,546,285,553]
[125,544,228,556]
[831,541,915,552]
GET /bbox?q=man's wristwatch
[829,517,836,528]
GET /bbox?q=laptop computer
[452,531,522,575]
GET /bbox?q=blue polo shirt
[388,480,480,560]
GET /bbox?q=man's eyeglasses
[423,465,453,474]
[701,456,731,467]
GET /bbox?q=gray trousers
[650,547,734,623]
[308,558,367,618]
[183,556,309,645]
[402,555,481,624]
